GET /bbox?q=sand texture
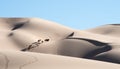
[0,18,120,69]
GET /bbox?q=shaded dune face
[0,18,120,65]
[11,22,26,30]
[57,39,111,58]
[93,49,120,64]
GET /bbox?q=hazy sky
[0,0,120,29]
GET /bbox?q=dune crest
[0,18,120,69]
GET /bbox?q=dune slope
[0,18,120,69]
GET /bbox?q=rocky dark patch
[8,33,14,36]
[44,39,49,42]
[21,39,43,51]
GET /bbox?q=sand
[0,18,120,69]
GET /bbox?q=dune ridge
[0,18,120,69]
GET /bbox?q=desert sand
[0,18,120,69]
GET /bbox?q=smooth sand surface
[0,18,120,69]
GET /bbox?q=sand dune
[86,24,120,37]
[0,18,120,69]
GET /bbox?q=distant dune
[0,18,120,69]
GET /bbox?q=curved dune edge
[0,50,120,69]
[0,18,120,69]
